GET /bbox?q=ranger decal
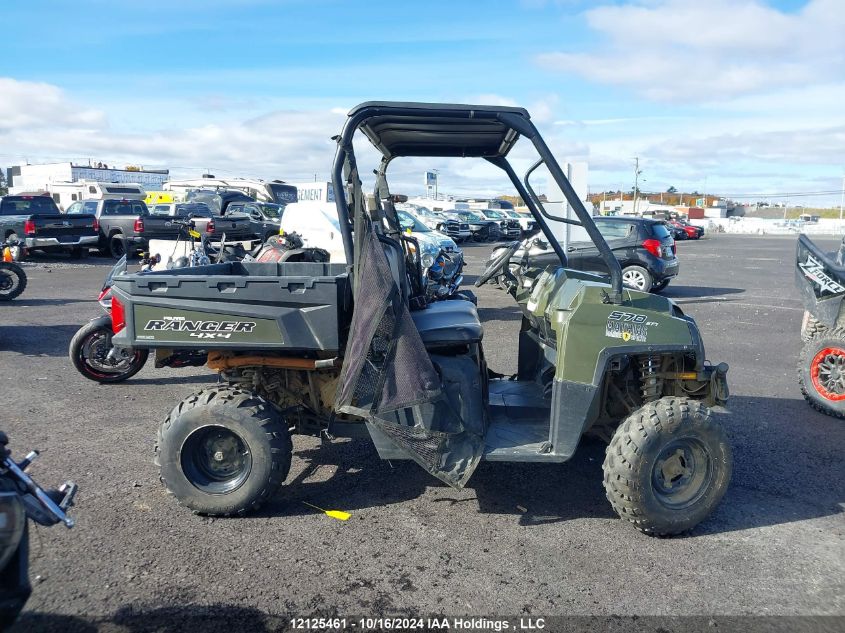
[144,316,257,339]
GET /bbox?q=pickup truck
[0,194,99,258]
[147,203,255,241]
[223,200,284,242]
[66,199,180,258]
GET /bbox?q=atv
[110,102,732,536]
[795,234,845,417]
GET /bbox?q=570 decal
[607,310,659,327]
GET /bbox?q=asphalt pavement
[2,234,843,631]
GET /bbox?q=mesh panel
[335,225,481,487]
[374,421,447,467]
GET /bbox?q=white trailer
[164,177,297,205]
[26,181,146,211]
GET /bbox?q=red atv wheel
[799,330,845,417]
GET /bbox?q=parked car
[668,219,703,240]
[475,208,522,239]
[397,210,459,268]
[487,216,679,292]
[147,202,254,241]
[186,189,255,215]
[66,198,177,258]
[0,194,99,258]
[663,221,689,241]
[224,200,285,242]
[398,203,471,242]
[452,210,502,241]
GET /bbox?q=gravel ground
[2,236,843,632]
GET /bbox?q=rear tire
[156,387,293,516]
[69,247,84,259]
[651,279,670,293]
[0,262,27,300]
[69,319,148,383]
[798,330,845,418]
[622,265,653,292]
[109,233,126,259]
[603,396,732,536]
[801,311,827,342]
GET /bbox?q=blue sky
[1,0,843,204]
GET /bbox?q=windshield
[398,210,430,232]
[103,200,148,216]
[651,224,671,239]
[176,204,212,218]
[268,183,298,205]
[458,211,484,222]
[484,210,505,219]
[257,203,283,219]
[0,196,59,215]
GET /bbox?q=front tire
[603,397,732,536]
[622,265,653,292]
[798,330,845,418]
[0,262,27,300]
[69,319,148,383]
[156,387,293,516]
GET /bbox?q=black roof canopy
[348,101,531,159]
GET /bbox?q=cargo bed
[110,261,351,352]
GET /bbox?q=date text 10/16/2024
[290,617,547,631]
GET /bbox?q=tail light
[93,218,100,232]
[206,219,215,233]
[671,240,677,255]
[133,218,144,233]
[111,295,126,333]
[642,238,662,258]
[24,219,36,236]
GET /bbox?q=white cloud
[536,0,845,101]
[0,78,106,131]
[0,77,348,182]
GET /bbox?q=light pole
[839,174,844,221]
[633,157,642,215]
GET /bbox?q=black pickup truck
[0,195,99,258]
[66,199,181,258]
[146,202,255,241]
[223,200,284,242]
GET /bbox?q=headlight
[0,490,25,572]
[421,252,435,269]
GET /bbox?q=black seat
[410,300,483,346]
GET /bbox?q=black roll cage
[331,103,624,304]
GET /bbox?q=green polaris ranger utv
[109,102,732,536]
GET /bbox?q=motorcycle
[0,240,27,301]
[0,432,76,629]
[69,222,215,383]
[425,249,468,303]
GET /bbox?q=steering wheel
[475,240,523,287]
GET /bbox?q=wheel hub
[181,426,252,494]
[651,438,712,509]
[0,273,14,292]
[810,347,845,401]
